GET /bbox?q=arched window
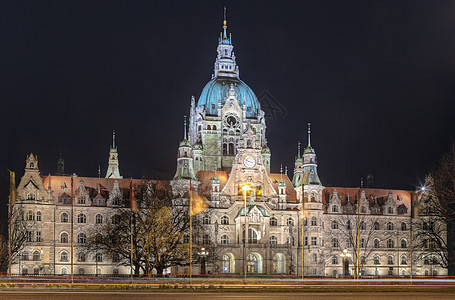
[387,239,394,248]
[401,222,407,231]
[387,222,394,230]
[360,238,366,248]
[388,207,394,214]
[212,125,217,130]
[61,212,68,223]
[311,216,317,226]
[60,232,69,243]
[269,235,277,244]
[286,217,294,226]
[77,213,86,224]
[388,256,393,265]
[36,211,41,221]
[331,220,338,229]
[33,250,40,261]
[95,214,103,224]
[203,215,211,224]
[270,217,277,226]
[221,234,229,244]
[312,253,317,262]
[332,205,338,212]
[248,228,258,244]
[229,142,235,155]
[221,215,229,225]
[77,233,87,244]
[331,238,339,248]
[60,251,68,262]
[27,210,34,221]
[374,239,379,248]
[346,220,351,229]
[61,267,67,275]
[22,251,29,261]
[332,255,338,264]
[360,221,366,230]
[207,125,211,130]
[33,267,39,275]
[433,270,438,276]
[78,252,86,262]
[374,255,380,265]
[374,221,380,230]
[78,268,85,275]
[401,255,407,265]
[113,268,119,275]
[223,143,228,156]
[346,239,352,248]
[95,253,103,262]
[401,239,407,248]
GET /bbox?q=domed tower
[188,11,270,173]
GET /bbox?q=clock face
[224,114,239,128]
[243,155,256,168]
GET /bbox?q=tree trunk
[156,266,165,276]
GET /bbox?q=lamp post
[340,248,351,277]
[242,185,251,281]
[198,247,209,274]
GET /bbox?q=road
[0,292,454,300]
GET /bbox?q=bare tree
[324,213,388,278]
[86,181,191,276]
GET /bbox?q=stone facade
[9,15,446,277]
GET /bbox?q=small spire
[297,141,301,158]
[97,183,100,194]
[360,177,364,189]
[280,164,283,182]
[307,123,311,147]
[183,116,187,140]
[285,166,288,176]
[98,165,101,178]
[112,130,116,149]
[214,163,218,181]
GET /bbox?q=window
[60,232,68,243]
[374,255,380,265]
[332,255,338,264]
[22,251,29,261]
[401,239,407,248]
[360,238,366,248]
[95,253,103,262]
[331,238,339,248]
[203,234,210,244]
[78,197,85,204]
[287,217,294,226]
[78,213,86,223]
[387,222,394,230]
[387,239,394,248]
[95,214,103,224]
[346,220,351,229]
[26,231,33,242]
[184,234,190,244]
[359,221,366,230]
[270,217,277,226]
[203,215,211,225]
[388,256,393,265]
[78,268,85,275]
[36,231,41,242]
[221,215,229,225]
[332,205,338,212]
[401,256,407,265]
[374,239,379,248]
[77,233,87,244]
[401,222,407,231]
[113,268,119,275]
[36,211,41,221]
[269,235,277,244]
[346,239,352,248]
[221,234,229,244]
[304,236,308,246]
[331,220,338,229]
[388,207,393,214]
[27,210,34,221]
[61,251,68,262]
[96,268,102,275]
[34,267,39,275]
[33,251,40,261]
[311,217,317,226]
[22,268,28,275]
[312,253,317,262]
[78,252,86,262]
[311,236,317,246]
[61,213,68,223]
[374,222,380,230]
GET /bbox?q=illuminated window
[61,213,68,223]
[270,217,277,226]
[269,236,277,244]
[221,234,229,244]
[221,215,229,225]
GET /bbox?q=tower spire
[112,130,116,149]
[297,141,301,158]
[307,122,311,147]
[184,116,187,140]
[223,6,227,39]
[280,164,283,183]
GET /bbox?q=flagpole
[130,179,134,285]
[70,176,74,284]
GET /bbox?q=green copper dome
[197,77,260,118]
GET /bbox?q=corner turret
[105,130,123,179]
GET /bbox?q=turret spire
[307,123,311,147]
[112,130,116,149]
[183,116,187,140]
[280,164,283,183]
[297,141,301,158]
[223,6,227,39]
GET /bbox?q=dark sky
[2,0,455,212]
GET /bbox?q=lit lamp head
[242,185,251,192]
[341,248,351,258]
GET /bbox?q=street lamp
[198,247,209,274]
[242,185,251,281]
[340,248,351,276]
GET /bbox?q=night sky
[2,1,455,217]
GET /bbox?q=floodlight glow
[242,185,251,192]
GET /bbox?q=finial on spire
[183,116,187,140]
[98,165,101,178]
[214,162,218,180]
[307,122,311,147]
[285,166,288,176]
[297,141,301,158]
[223,6,227,39]
[280,164,283,182]
[112,130,116,149]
